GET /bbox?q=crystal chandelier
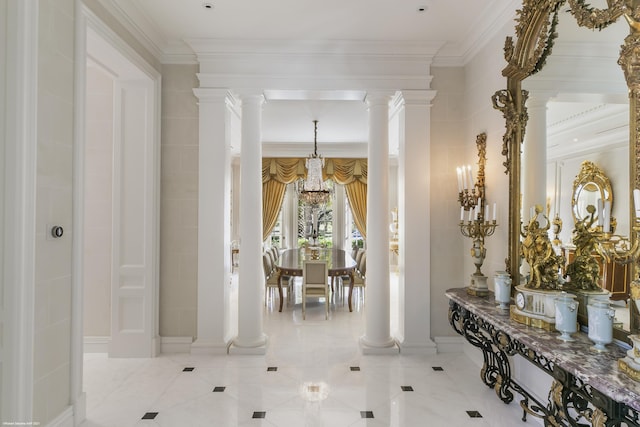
[299,120,331,206]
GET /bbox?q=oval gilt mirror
[571,161,613,226]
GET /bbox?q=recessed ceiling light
[417,6,428,13]
[203,2,214,9]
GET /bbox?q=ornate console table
[446,288,640,426]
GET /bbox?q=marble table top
[446,287,640,412]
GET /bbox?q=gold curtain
[262,158,306,241]
[325,158,368,239]
[261,157,368,241]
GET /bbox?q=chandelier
[299,120,331,206]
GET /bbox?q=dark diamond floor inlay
[213,386,226,392]
[183,367,194,372]
[267,367,277,372]
[466,410,483,418]
[432,366,444,371]
[401,386,414,391]
[141,412,158,420]
[252,411,266,419]
[350,366,361,371]
[360,411,374,419]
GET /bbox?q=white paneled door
[108,79,158,358]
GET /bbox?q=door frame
[71,3,161,422]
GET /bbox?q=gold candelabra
[460,213,499,296]
[457,133,498,296]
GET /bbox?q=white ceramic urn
[494,271,512,310]
[587,298,615,351]
[554,293,578,341]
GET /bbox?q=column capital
[526,90,557,109]
[365,90,396,107]
[233,89,265,105]
[193,87,236,103]
[396,89,437,106]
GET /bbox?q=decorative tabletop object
[510,205,564,330]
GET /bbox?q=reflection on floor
[82,274,529,427]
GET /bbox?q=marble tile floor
[82,279,531,427]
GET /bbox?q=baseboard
[434,336,465,353]
[44,406,73,427]
[161,336,194,354]
[83,336,110,353]
[73,392,86,427]
[397,340,438,355]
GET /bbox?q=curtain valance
[261,157,368,241]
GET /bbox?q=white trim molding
[3,0,38,422]
[161,337,194,354]
[433,336,465,354]
[83,336,111,353]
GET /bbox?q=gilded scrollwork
[567,0,626,30]
[503,0,563,79]
[492,89,529,174]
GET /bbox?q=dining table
[275,248,358,313]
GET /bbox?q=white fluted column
[230,93,267,354]
[192,88,235,354]
[522,93,552,219]
[360,91,398,354]
[397,90,437,354]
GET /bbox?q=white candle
[604,200,611,232]
[634,189,640,215]
[456,168,463,192]
[468,207,473,222]
[597,198,604,226]
[461,167,468,190]
[485,204,489,222]
[466,165,474,190]
[492,203,497,221]
[474,204,479,221]
[460,206,464,221]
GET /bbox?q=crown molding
[93,0,165,61]
[432,0,519,67]
[186,38,443,57]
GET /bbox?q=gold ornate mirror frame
[496,0,640,335]
[571,160,614,226]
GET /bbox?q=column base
[229,334,268,355]
[359,336,400,355]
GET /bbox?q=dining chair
[341,250,366,305]
[264,253,292,307]
[302,260,329,320]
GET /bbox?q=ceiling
[98,0,630,155]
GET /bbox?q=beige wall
[33,0,75,423]
[83,65,113,337]
[159,64,199,338]
[429,66,469,338]
[429,19,515,338]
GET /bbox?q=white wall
[159,64,199,339]
[83,64,113,337]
